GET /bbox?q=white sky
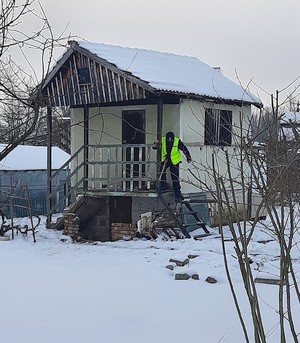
[34,0,300,106]
[0,145,70,170]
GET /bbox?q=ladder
[180,199,210,234]
[158,193,210,238]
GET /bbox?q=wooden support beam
[83,105,89,191]
[156,98,163,181]
[46,106,53,228]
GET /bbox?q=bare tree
[0,0,68,159]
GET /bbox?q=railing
[47,144,159,216]
[87,144,157,192]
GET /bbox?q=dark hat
[166,131,174,142]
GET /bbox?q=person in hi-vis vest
[159,131,192,202]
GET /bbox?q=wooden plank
[193,233,212,240]
[69,56,77,106]
[124,76,129,101]
[58,71,66,107]
[92,60,101,102]
[116,74,122,101]
[98,64,105,102]
[107,69,116,102]
[101,65,109,102]
[255,277,285,285]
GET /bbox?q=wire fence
[0,169,68,218]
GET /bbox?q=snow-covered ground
[1,216,299,343]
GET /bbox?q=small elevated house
[40,40,262,241]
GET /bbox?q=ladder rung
[176,211,198,216]
[183,223,203,227]
[181,199,216,204]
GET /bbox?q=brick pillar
[63,212,80,239]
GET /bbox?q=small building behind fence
[0,144,70,218]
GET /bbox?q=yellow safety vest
[161,137,182,164]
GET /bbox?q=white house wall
[70,101,252,195]
[161,105,180,137]
[179,99,252,194]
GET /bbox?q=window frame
[204,108,232,146]
[77,67,91,85]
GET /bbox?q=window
[77,67,91,84]
[204,109,232,146]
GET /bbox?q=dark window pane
[219,110,232,146]
[78,67,91,84]
[204,109,216,145]
[204,108,232,146]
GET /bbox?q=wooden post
[156,98,163,180]
[46,106,52,228]
[83,105,89,191]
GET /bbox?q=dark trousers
[160,160,182,199]
[0,208,5,224]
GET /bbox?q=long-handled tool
[157,159,168,194]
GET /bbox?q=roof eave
[158,90,263,108]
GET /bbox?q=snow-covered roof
[279,111,300,141]
[77,41,261,105]
[0,145,70,170]
[280,111,300,124]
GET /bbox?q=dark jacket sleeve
[178,140,191,161]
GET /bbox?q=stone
[188,254,199,259]
[191,274,199,280]
[205,276,217,284]
[169,258,189,267]
[175,273,190,280]
[166,265,174,270]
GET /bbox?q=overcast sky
[37,0,300,106]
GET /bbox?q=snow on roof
[0,145,70,171]
[78,41,261,105]
[280,111,300,123]
[280,111,300,141]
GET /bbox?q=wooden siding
[43,50,150,107]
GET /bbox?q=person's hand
[152,141,159,150]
